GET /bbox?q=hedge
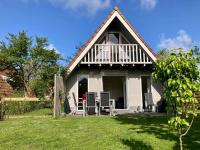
[4,100,53,115]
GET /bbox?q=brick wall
[0,77,12,97]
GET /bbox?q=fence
[0,74,66,120]
[54,74,65,118]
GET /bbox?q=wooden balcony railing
[81,44,152,65]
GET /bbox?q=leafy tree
[153,49,200,150]
[156,48,169,60]
[0,31,61,97]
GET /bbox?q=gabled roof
[67,7,157,74]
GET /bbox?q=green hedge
[4,100,53,115]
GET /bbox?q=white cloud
[48,0,111,15]
[45,43,60,54]
[158,30,195,50]
[140,0,157,9]
[18,0,111,15]
[18,0,158,13]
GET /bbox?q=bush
[157,99,167,113]
[4,100,53,115]
[8,90,24,98]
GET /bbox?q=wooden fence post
[0,97,4,121]
[53,74,65,118]
[53,74,58,118]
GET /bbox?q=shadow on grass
[114,115,200,149]
[183,117,200,150]
[121,139,153,150]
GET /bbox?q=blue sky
[0,0,200,64]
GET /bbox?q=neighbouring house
[65,7,163,114]
[0,71,12,97]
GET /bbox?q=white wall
[66,70,102,111]
[88,73,102,99]
[65,69,163,112]
[66,72,78,109]
[126,73,143,111]
[151,80,163,105]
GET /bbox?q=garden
[0,109,199,150]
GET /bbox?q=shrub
[4,100,53,115]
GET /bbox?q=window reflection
[108,33,119,44]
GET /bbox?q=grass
[21,108,52,116]
[5,108,52,119]
[0,110,199,150]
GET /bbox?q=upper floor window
[98,32,129,45]
[108,33,119,44]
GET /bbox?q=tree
[0,31,61,97]
[156,48,169,60]
[153,49,200,150]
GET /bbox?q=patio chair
[86,92,97,115]
[144,93,156,112]
[99,92,112,116]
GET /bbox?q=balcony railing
[81,44,152,65]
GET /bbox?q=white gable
[68,8,157,73]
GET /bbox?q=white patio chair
[144,93,156,112]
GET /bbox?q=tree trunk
[24,83,32,97]
[179,117,195,150]
[179,130,183,150]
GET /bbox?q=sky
[0,0,200,64]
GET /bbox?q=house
[0,71,12,97]
[65,7,162,114]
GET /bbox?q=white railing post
[132,45,134,62]
[111,45,113,62]
[91,47,93,63]
[122,45,124,63]
[115,45,117,62]
[136,45,138,62]
[87,50,90,63]
[143,51,145,62]
[101,45,103,63]
[109,45,111,63]
[94,45,98,62]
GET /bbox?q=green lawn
[22,108,52,116]
[0,110,199,150]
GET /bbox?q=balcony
[81,44,152,65]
